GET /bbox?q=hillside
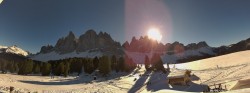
[175,50,250,70]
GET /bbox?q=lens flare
[125,0,172,43]
[147,28,162,42]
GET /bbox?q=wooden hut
[167,70,191,86]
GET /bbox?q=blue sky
[0,0,250,53]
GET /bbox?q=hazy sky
[1,0,250,53]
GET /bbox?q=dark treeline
[144,54,167,73]
[0,55,137,77]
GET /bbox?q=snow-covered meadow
[1,50,250,93]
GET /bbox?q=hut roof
[168,71,187,79]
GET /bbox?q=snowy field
[1,50,250,93]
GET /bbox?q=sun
[147,28,162,42]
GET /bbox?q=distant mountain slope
[124,36,216,63]
[175,50,250,70]
[0,45,29,56]
[125,36,250,64]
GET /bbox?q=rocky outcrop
[40,45,54,54]
[185,41,209,50]
[124,36,166,53]
[76,30,120,52]
[38,29,122,54]
[123,37,210,54]
[55,31,77,54]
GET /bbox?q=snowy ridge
[0,45,29,56]
[161,47,215,63]
[175,50,250,70]
[32,51,103,61]
[126,47,215,64]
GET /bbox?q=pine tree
[93,56,99,70]
[111,55,116,70]
[83,58,94,74]
[64,62,70,77]
[14,62,19,73]
[118,57,125,72]
[99,56,111,76]
[58,62,65,76]
[41,63,51,76]
[7,61,15,73]
[144,55,150,71]
[124,55,131,72]
[33,63,41,74]
[76,58,83,75]
[18,59,33,75]
[0,59,7,73]
[151,54,165,72]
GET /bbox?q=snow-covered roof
[168,71,187,79]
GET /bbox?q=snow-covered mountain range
[0,45,29,56]
[30,30,250,63]
[32,30,123,61]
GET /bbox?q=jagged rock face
[185,41,209,50]
[171,42,185,54]
[39,30,121,54]
[124,38,211,55]
[55,31,77,53]
[77,30,98,52]
[124,36,166,53]
[227,38,250,53]
[76,30,119,52]
[40,45,54,53]
[197,41,209,48]
[122,41,130,49]
[212,38,250,55]
[214,46,229,55]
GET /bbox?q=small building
[167,70,191,86]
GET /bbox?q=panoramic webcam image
[1,0,250,93]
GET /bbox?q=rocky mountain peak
[0,45,29,56]
[39,30,121,54]
[197,41,209,48]
[122,41,130,49]
[54,31,77,53]
[68,31,76,39]
[185,41,209,50]
[85,29,97,36]
[40,44,54,54]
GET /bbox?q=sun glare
[147,28,162,42]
